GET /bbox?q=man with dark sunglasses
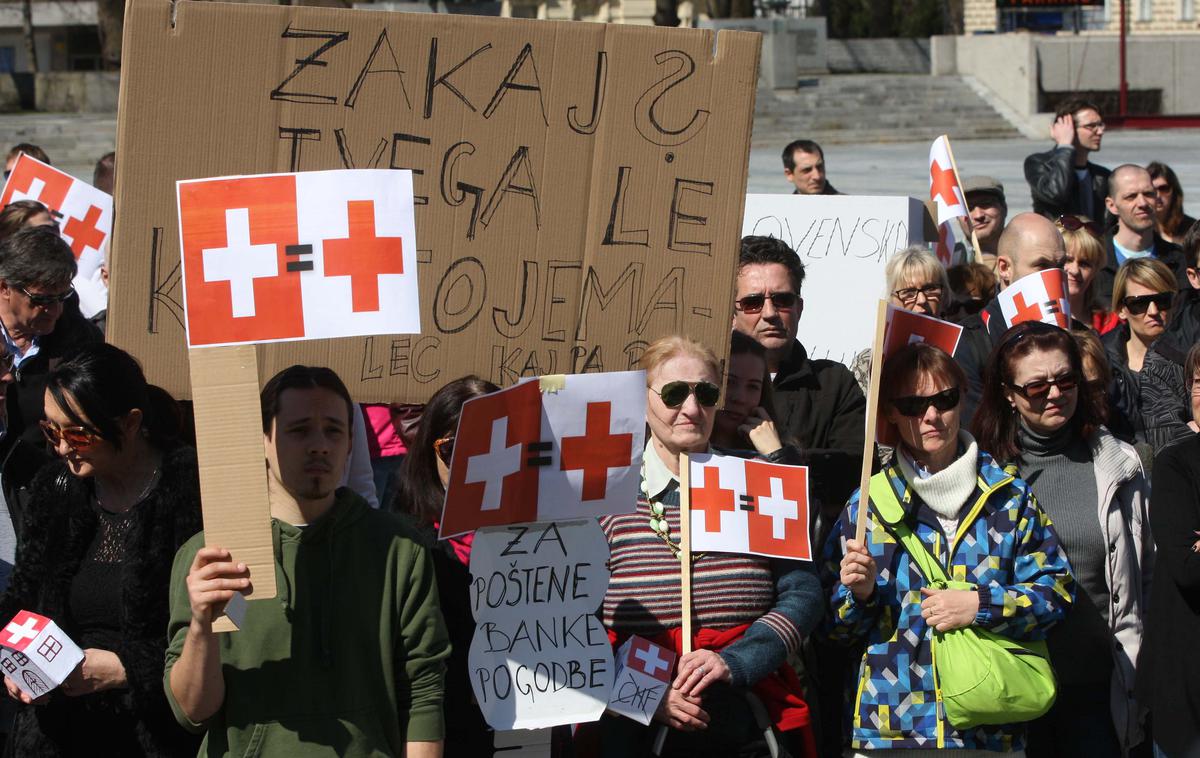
[732,236,866,516]
[0,227,102,447]
[1095,164,1187,307]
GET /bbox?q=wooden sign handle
[854,301,888,544]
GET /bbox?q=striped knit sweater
[600,479,824,688]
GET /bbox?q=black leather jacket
[1024,145,1111,221]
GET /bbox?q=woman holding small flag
[598,334,824,758]
[974,321,1152,757]
[823,341,1074,754]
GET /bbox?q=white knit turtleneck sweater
[896,431,979,537]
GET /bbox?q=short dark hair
[1054,97,1101,121]
[781,139,824,171]
[0,225,76,290]
[388,375,499,524]
[738,235,806,293]
[260,365,354,435]
[47,343,181,451]
[1182,219,1200,271]
[93,152,115,195]
[972,321,1103,463]
[6,143,49,165]
[0,200,52,243]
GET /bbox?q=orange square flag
[687,452,812,562]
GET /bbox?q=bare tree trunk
[20,0,37,73]
[97,0,125,70]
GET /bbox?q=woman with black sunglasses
[824,341,1073,753]
[385,374,499,758]
[1104,258,1176,375]
[0,342,201,756]
[597,334,823,758]
[974,321,1152,757]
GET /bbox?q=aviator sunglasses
[1055,215,1103,239]
[39,420,100,451]
[652,380,721,409]
[734,292,799,314]
[1121,292,1173,315]
[891,387,960,417]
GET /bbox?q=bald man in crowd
[1096,163,1186,305]
[953,213,1069,422]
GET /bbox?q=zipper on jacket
[947,475,1014,569]
[932,640,945,749]
[853,660,870,731]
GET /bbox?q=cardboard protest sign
[0,153,112,281]
[742,195,926,366]
[468,520,613,731]
[607,636,676,725]
[439,371,645,538]
[0,611,85,699]
[984,269,1071,332]
[686,452,812,561]
[876,306,964,445]
[177,169,419,347]
[109,0,761,403]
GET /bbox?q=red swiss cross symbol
[559,402,633,501]
[62,205,106,259]
[2,611,47,653]
[322,200,404,313]
[743,461,810,561]
[0,155,72,211]
[930,161,961,211]
[628,636,675,683]
[691,465,735,534]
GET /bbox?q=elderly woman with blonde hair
[597,334,824,758]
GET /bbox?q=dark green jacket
[163,488,449,757]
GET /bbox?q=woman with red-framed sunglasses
[0,342,201,755]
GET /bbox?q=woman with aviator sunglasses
[974,321,1152,757]
[598,335,823,758]
[0,343,202,756]
[386,375,499,757]
[824,342,1072,753]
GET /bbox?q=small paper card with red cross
[0,152,112,280]
[877,305,964,445]
[0,611,84,700]
[438,371,646,538]
[176,169,419,348]
[607,636,676,725]
[687,453,812,562]
[994,268,1071,331]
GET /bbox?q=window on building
[1183,0,1196,21]
[1137,0,1153,20]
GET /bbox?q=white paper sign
[468,519,613,731]
[0,611,84,699]
[607,635,676,725]
[440,371,646,538]
[992,268,1071,331]
[742,194,925,367]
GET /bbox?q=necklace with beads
[641,459,703,562]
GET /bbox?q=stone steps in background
[1,114,118,182]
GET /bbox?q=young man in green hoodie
[164,365,449,757]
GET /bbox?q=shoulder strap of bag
[868,472,948,585]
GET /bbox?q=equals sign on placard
[526,441,553,468]
[286,244,314,272]
[738,493,755,512]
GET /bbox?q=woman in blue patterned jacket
[822,342,1075,754]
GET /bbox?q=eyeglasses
[18,284,74,307]
[39,420,100,451]
[1056,215,1102,239]
[433,435,455,466]
[891,387,960,417]
[652,380,721,409]
[893,284,943,306]
[1077,120,1106,132]
[733,292,799,314]
[1121,292,1173,315]
[1006,373,1079,399]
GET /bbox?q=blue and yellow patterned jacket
[821,449,1075,752]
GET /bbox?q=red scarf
[609,625,814,743]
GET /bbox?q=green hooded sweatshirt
[164,488,449,757]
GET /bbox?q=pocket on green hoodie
[226,707,395,758]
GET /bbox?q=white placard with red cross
[993,269,1071,331]
[176,169,419,348]
[687,452,812,562]
[0,611,84,700]
[0,153,112,281]
[876,305,964,444]
[439,371,645,539]
[607,635,676,725]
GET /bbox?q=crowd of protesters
[0,91,1196,758]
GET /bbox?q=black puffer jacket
[1023,146,1110,220]
[0,446,202,758]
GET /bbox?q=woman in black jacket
[0,343,201,757]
